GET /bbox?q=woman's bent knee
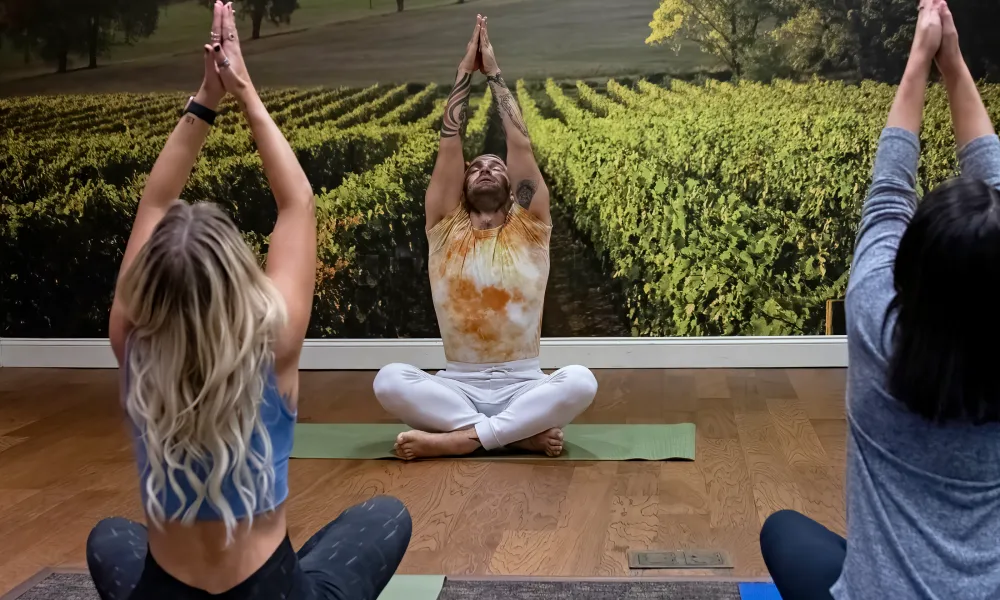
[87,517,133,552]
[372,496,412,532]
[369,495,409,517]
[358,496,412,556]
[761,510,800,546]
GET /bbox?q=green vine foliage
[1,87,494,337]
[519,78,1000,336]
[4,79,996,338]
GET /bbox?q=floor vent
[628,550,732,569]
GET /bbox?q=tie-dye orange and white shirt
[427,203,551,365]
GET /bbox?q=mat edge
[0,569,56,600]
[294,423,696,461]
[3,569,774,599]
[446,575,774,583]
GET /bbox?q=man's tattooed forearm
[487,73,530,139]
[442,72,472,139]
[515,179,538,210]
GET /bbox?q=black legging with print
[86,496,412,600]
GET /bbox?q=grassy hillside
[0,0,711,96]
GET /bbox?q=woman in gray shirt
[759,1,1000,599]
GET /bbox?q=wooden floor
[0,367,847,594]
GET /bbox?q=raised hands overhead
[211,1,256,104]
[933,0,996,148]
[884,0,945,133]
[478,16,499,77]
[936,0,960,71]
[459,15,484,75]
[198,4,226,109]
[912,0,944,65]
[443,16,481,138]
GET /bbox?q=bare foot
[510,428,564,457]
[394,429,481,460]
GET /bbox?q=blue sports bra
[123,351,295,521]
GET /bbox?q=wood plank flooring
[0,367,847,593]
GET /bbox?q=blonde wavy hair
[119,200,287,542]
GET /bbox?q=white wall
[0,337,848,369]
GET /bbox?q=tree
[0,0,162,73]
[758,0,860,79]
[79,0,161,69]
[766,0,998,82]
[0,2,8,47]
[0,0,85,72]
[950,0,1000,80]
[850,0,914,81]
[231,0,299,40]
[646,0,776,78]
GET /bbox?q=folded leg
[373,363,484,433]
[476,365,597,451]
[759,509,846,600]
[298,496,413,600]
[86,517,148,600]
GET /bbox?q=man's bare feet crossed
[394,427,565,460]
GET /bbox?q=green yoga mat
[292,423,695,461]
[378,575,445,600]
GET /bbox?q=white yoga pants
[373,358,598,450]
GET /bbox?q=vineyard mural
[2,0,999,339]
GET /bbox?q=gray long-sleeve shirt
[833,128,1000,599]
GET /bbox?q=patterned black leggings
[86,496,412,600]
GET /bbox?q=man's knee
[556,365,598,410]
[373,363,416,410]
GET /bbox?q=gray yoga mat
[4,572,752,600]
[0,572,444,600]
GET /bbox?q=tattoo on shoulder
[515,179,538,210]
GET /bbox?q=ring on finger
[210,32,221,42]
[228,32,236,41]
[220,57,231,69]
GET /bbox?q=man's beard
[466,181,509,213]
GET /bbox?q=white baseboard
[0,337,847,369]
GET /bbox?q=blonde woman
[85,3,411,599]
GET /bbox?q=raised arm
[108,2,229,363]
[846,0,942,341]
[935,0,1000,189]
[215,2,316,377]
[479,18,550,224]
[426,17,483,230]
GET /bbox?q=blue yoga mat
[739,582,782,600]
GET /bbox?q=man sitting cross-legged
[374,14,597,460]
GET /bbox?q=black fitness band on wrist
[182,96,217,126]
